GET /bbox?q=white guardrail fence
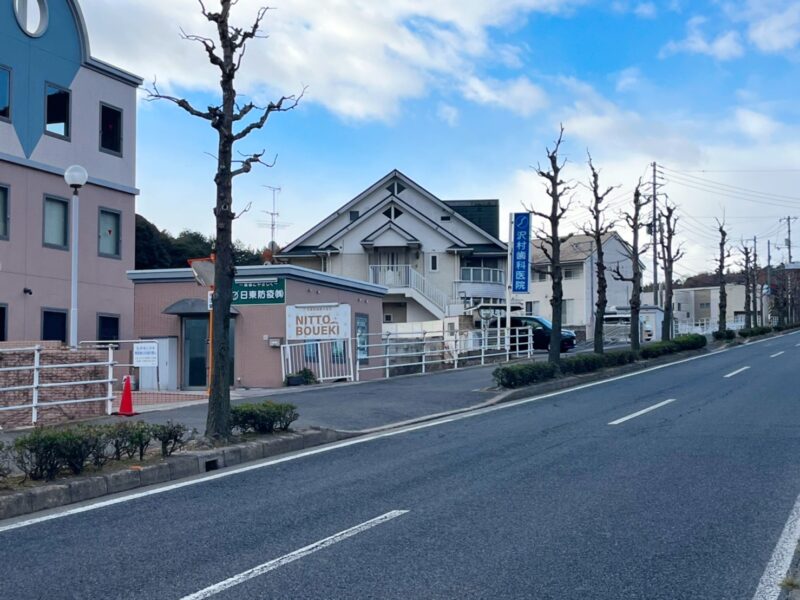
[280,327,537,384]
[0,345,116,424]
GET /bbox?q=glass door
[183,317,208,389]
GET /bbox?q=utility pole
[781,216,798,323]
[753,236,760,326]
[768,239,772,325]
[652,162,659,306]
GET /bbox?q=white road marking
[1,329,797,534]
[724,366,751,378]
[771,351,785,358]
[178,510,409,600]
[751,492,800,600]
[608,399,676,425]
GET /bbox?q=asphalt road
[2,332,800,599]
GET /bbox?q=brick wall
[0,346,109,429]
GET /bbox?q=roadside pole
[505,213,513,354]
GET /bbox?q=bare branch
[147,80,216,121]
[231,150,277,178]
[233,87,306,141]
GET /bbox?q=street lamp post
[64,165,88,348]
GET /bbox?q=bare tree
[714,220,731,333]
[659,202,684,341]
[612,182,649,352]
[580,154,616,354]
[525,126,575,363]
[738,243,753,329]
[149,1,303,439]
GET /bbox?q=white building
[278,171,508,323]
[517,233,637,329]
[672,284,764,332]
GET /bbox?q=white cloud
[437,103,460,126]
[660,16,744,60]
[733,108,780,139]
[80,0,583,121]
[634,2,657,18]
[747,3,800,53]
[615,67,642,92]
[461,75,549,116]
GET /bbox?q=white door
[139,337,178,391]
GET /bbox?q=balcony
[454,267,506,301]
[369,265,449,316]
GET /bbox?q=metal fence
[0,345,115,424]
[280,327,537,384]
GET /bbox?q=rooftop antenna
[257,185,292,251]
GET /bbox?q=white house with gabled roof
[277,170,508,323]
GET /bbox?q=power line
[661,165,800,202]
[663,175,800,210]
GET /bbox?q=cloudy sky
[80,0,800,280]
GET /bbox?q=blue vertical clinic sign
[512,213,531,293]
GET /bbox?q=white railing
[280,327,537,385]
[0,345,116,424]
[281,338,355,383]
[369,265,448,313]
[459,267,505,284]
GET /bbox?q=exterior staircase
[369,265,449,319]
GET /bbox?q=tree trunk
[593,240,607,354]
[662,268,673,342]
[717,225,728,333]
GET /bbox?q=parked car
[486,315,577,353]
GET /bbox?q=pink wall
[0,163,135,342]
[133,277,383,389]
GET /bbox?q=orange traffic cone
[115,375,139,417]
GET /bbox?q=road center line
[724,366,751,378]
[771,351,785,358]
[178,510,409,600]
[608,399,676,426]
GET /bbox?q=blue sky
[81,0,800,279]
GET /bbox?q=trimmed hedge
[231,402,299,434]
[738,326,772,338]
[8,420,193,482]
[493,350,638,388]
[673,334,708,350]
[712,329,737,341]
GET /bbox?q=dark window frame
[44,81,71,141]
[41,307,68,343]
[0,64,11,122]
[97,206,122,259]
[0,183,9,241]
[42,194,69,251]
[97,313,121,341]
[0,303,7,342]
[430,254,439,272]
[98,101,123,157]
[349,210,359,222]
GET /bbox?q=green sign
[232,279,286,305]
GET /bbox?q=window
[700,302,711,309]
[97,314,120,341]
[561,299,575,324]
[537,271,549,282]
[382,206,403,220]
[384,313,393,323]
[45,83,70,138]
[0,185,8,240]
[349,210,359,222]
[303,341,319,362]
[98,208,121,257]
[430,254,439,272]
[563,266,582,280]
[0,304,7,341]
[525,301,540,316]
[43,196,68,249]
[42,309,67,343]
[440,215,451,222]
[0,66,10,121]
[99,103,122,155]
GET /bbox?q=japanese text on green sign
[232,279,286,305]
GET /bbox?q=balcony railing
[369,265,448,313]
[459,267,505,284]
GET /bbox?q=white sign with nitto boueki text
[286,304,351,340]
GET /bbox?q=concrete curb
[0,427,353,522]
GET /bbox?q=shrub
[739,326,772,338]
[232,403,279,434]
[672,334,707,351]
[57,429,95,476]
[79,425,112,469]
[151,421,188,457]
[712,329,736,341]
[603,350,639,366]
[639,341,680,359]
[108,421,152,461]
[13,428,65,481]
[493,362,558,389]
[0,441,11,483]
[560,353,607,375]
[274,403,299,431]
